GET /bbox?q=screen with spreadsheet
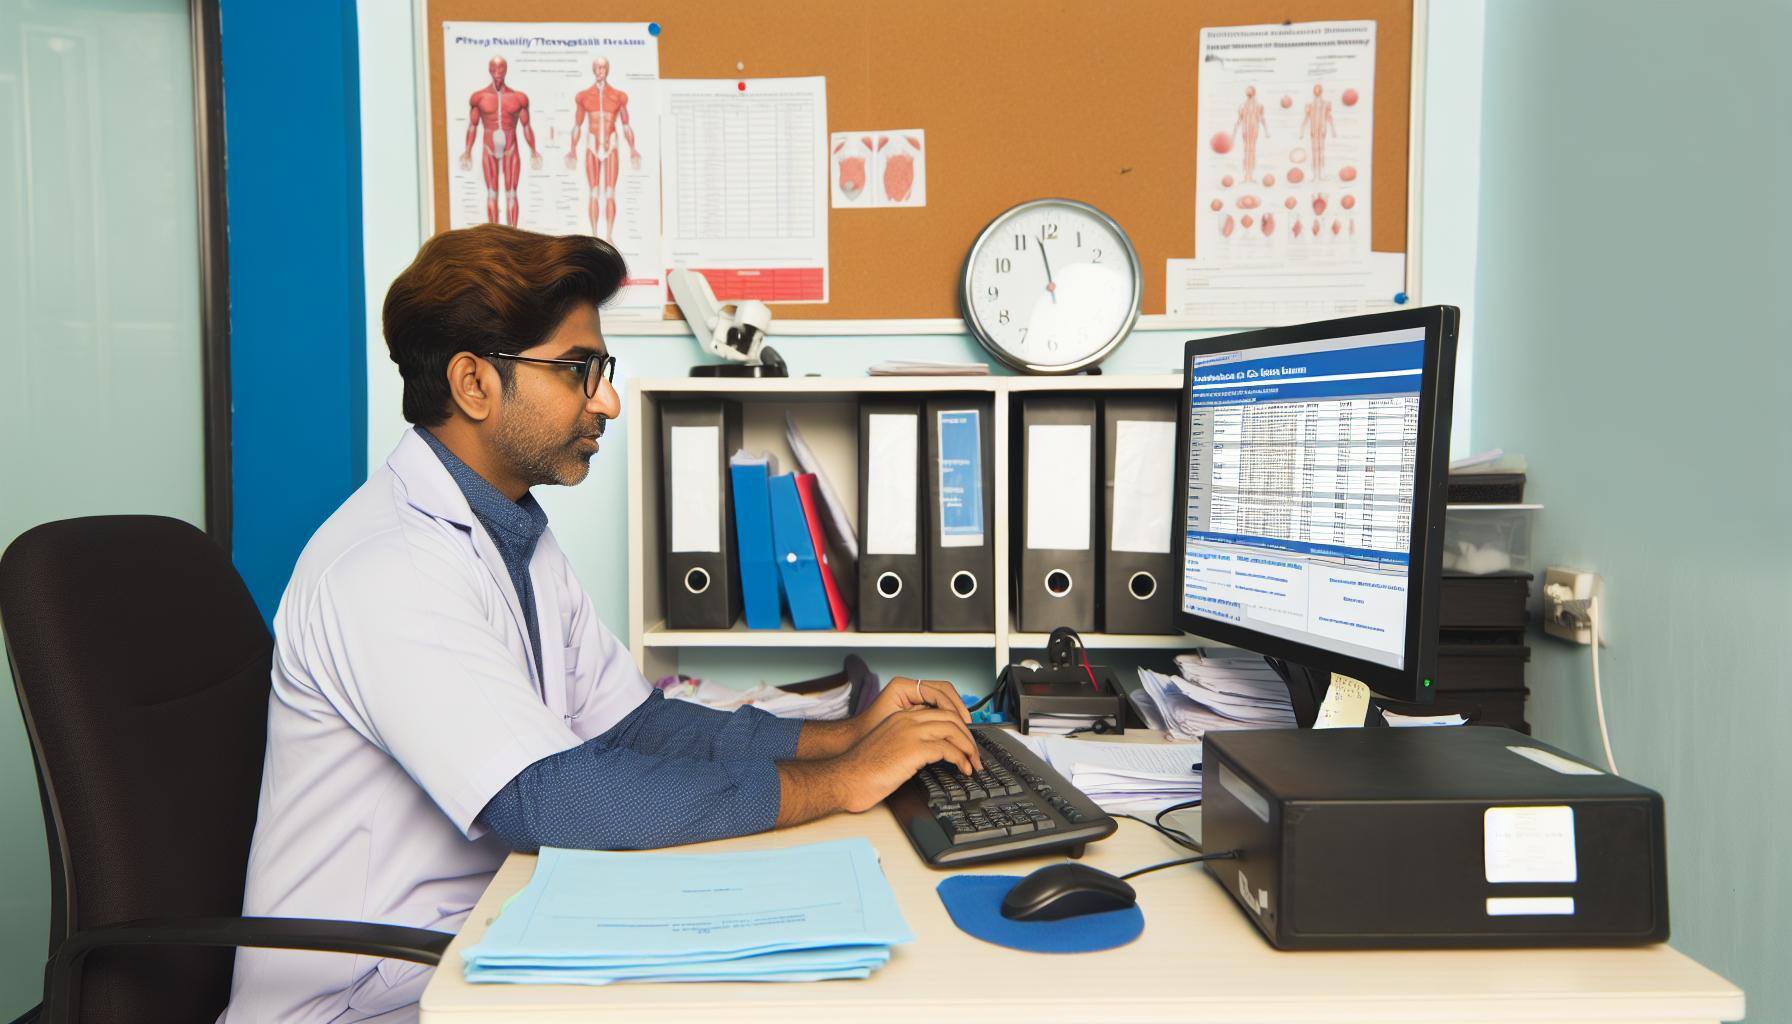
[1179,326,1424,670]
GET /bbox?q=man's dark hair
[382,225,627,426]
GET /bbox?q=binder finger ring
[915,678,924,703]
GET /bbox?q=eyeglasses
[482,351,617,398]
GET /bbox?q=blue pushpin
[648,22,661,35]
[1393,291,1408,305]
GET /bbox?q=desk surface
[419,810,1742,1023]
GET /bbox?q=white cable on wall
[1588,596,1618,775]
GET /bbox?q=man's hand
[857,676,969,740]
[457,151,472,173]
[530,151,543,171]
[564,150,578,170]
[834,707,982,813]
[630,150,642,172]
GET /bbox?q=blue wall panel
[220,0,367,617]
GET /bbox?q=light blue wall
[1472,2,1787,1020]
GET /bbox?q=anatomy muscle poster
[443,22,664,313]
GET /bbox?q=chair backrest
[0,515,274,1022]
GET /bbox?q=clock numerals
[966,200,1138,374]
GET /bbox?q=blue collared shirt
[416,426,549,681]
[415,426,801,854]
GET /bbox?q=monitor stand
[1265,658,1329,728]
[1263,659,1396,729]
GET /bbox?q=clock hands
[1037,230,1058,304]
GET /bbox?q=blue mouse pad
[936,875,1144,953]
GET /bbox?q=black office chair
[0,516,449,1024]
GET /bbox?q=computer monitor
[1172,306,1459,725]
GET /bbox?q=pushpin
[648,22,661,35]
[1393,291,1408,305]
[737,81,746,92]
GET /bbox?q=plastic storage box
[1441,505,1538,575]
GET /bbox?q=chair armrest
[47,916,452,1020]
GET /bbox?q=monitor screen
[1175,308,1456,694]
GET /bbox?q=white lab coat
[222,429,651,1023]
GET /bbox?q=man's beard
[490,408,606,489]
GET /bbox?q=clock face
[962,199,1142,374]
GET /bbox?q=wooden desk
[419,812,1742,1022]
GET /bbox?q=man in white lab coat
[223,225,981,1022]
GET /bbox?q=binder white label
[1111,419,1176,553]
[865,414,918,556]
[1484,805,1577,883]
[669,426,721,553]
[936,409,985,548]
[1026,424,1092,550]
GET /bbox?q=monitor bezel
[1170,306,1458,703]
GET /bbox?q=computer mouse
[999,862,1137,921]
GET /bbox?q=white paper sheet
[669,426,720,553]
[1195,20,1376,266]
[1111,420,1176,553]
[1164,251,1405,327]
[785,412,857,564]
[1026,424,1092,550]
[442,23,664,314]
[661,77,829,303]
[864,414,918,556]
[830,130,926,208]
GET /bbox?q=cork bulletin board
[424,0,1415,321]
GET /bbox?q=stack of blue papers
[462,838,912,985]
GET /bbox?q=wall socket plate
[1542,566,1602,644]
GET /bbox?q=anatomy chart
[661,77,829,303]
[1194,21,1375,267]
[442,22,664,314]
[831,130,927,208]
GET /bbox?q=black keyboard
[885,726,1117,867]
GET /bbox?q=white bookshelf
[626,374,1187,683]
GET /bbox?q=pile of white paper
[1137,649,1297,740]
[463,839,911,985]
[658,676,853,721]
[1015,734,1202,818]
[866,360,989,376]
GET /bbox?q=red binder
[795,473,851,630]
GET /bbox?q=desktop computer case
[1202,727,1669,950]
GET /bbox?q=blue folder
[729,454,783,629]
[768,473,833,630]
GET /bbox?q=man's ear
[445,352,498,422]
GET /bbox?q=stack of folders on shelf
[1014,395,1181,636]
[1135,649,1297,740]
[463,839,912,985]
[730,450,850,630]
[1013,735,1202,818]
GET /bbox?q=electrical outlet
[1542,567,1601,644]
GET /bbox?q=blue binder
[768,473,833,630]
[729,454,783,629]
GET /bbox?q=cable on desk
[1119,849,1239,881]
[1117,814,1200,851]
